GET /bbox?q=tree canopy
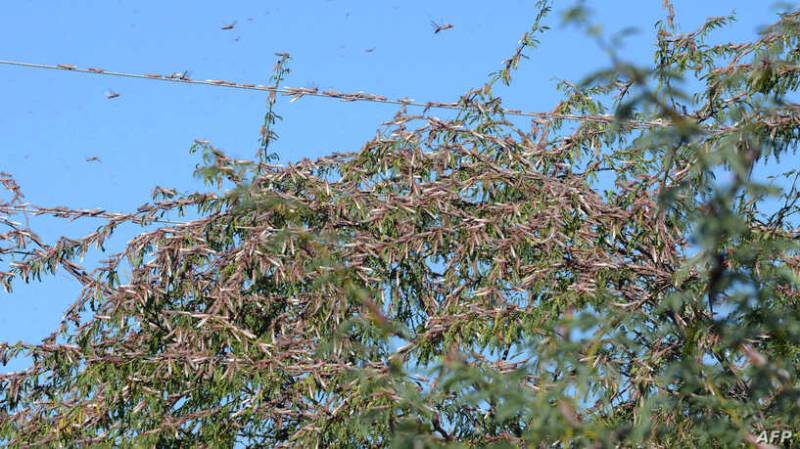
[3,2,800,448]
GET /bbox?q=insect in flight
[104,90,120,99]
[221,21,237,30]
[431,20,454,34]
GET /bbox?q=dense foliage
[3,3,800,447]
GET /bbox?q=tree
[3,2,800,448]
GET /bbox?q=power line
[0,59,663,126]
[1,204,192,227]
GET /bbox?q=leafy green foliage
[2,4,800,448]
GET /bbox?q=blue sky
[0,1,784,372]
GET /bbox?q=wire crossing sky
[0,58,681,127]
[0,0,781,370]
